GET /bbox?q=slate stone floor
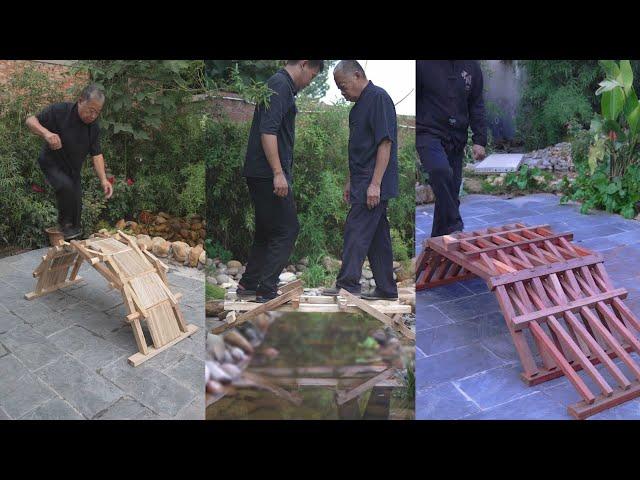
[0,249,204,420]
[415,193,640,420]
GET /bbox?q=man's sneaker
[361,289,398,301]
[62,226,82,240]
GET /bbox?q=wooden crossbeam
[442,224,551,251]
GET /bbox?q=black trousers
[241,177,300,296]
[39,160,82,229]
[336,201,397,296]
[418,137,465,237]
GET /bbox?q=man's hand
[343,180,350,203]
[273,172,289,197]
[45,132,62,150]
[366,183,381,210]
[102,180,114,199]
[472,144,486,161]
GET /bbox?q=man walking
[26,83,113,240]
[416,60,487,237]
[323,60,399,300]
[239,60,325,303]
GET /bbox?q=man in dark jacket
[322,60,399,300]
[26,83,113,240]
[416,60,487,237]
[239,60,324,302]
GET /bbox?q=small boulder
[189,244,204,268]
[172,241,190,262]
[227,260,242,269]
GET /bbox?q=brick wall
[0,60,88,98]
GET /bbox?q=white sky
[321,60,415,116]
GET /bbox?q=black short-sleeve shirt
[36,102,102,175]
[348,81,399,204]
[243,69,298,180]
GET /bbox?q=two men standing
[240,60,400,303]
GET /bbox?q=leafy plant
[504,164,551,191]
[204,239,233,263]
[205,283,226,300]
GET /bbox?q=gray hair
[80,83,105,103]
[334,60,366,78]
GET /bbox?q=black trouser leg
[241,178,270,290]
[336,202,390,294]
[418,138,464,237]
[244,177,299,296]
[367,202,397,296]
[40,163,81,229]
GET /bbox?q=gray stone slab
[588,398,640,420]
[0,324,64,371]
[0,342,6,357]
[66,285,124,311]
[4,297,57,326]
[62,302,126,338]
[455,364,538,409]
[416,383,481,420]
[171,328,204,359]
[457,278,489,295]
[20,398,84,420]
[0,309,25,334]
[0,361,57,419]
[415,305,453,331]
[29,310,76,338]
[99,358,195,417]
[0,406,9,419]
[170,395,204,420]
[34,290,84,313]
[434,292,501,322]
[94,397,159,420]
[163,354,203,394]
[474,154,524,173]
[416,343,505,389]
[480,333,521,364]
[48,326,128,370]
[416,283,477,305]
[35,355,124,419]
[418,321,480,356]
[463,391,569,420]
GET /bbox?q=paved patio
[0,248,204,420]
[415,193,640,420]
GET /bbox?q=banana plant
[590,60,640,177]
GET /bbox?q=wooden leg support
[128,324,198,366]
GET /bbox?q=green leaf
[606,183,619,194]
[621,204,636,218]
[599,60,620,78]
[620,60,634,92]
[624,89,639,118]
[601,88,624,120]
[628,104,640,137]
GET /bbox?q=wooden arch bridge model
[25,231,198,366]
[416,222,640,419]
[215,280,414,341]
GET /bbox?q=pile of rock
[94,230,207,269]
[115,211,206,247]
[205,316,273,395]
[522,142,573,172]
[416,183,435,205]
[206,256,414,292]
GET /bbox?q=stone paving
[415,193,640,420]
[0,248,204,420]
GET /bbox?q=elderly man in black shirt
[416,60,487,237]
[322,60,399,300]
[239,60,324,302]
[26,83,113,240]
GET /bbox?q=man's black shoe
[321,287,360,297]
[361,289,398,301]
[62,226,82,240]
[255,292,278,303]
[236,284,257,298]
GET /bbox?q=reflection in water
[206,312,415,420]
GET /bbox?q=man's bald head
[333,60,369,102]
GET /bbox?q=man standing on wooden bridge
[26,83,113,240]
[239,60,325,303]
[322,60,399,300]
[416,60,487,237]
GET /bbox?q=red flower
[31,183,44,193]
[108,176,115,185]
[126,178,134,186]
[608,130,618,142]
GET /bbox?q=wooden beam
[336,368,395,405]
[128,324,198,366]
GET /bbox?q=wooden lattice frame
[26,231,198,366]
[419,223,640,419]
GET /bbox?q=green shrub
[205,283,226,300]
